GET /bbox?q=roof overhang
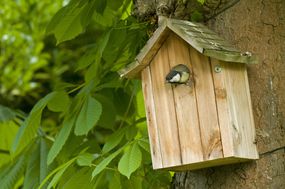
[119,19,258,79]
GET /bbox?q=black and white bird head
[165,64,190,84]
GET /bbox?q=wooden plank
[168,24,204,53]
[189,46,223,160]
[243,66,259,159]
[195,39,238,52]
[223,63,259,159]
[210,59,235,157]
[166,34,204,164]
[169,18,202,27]
[141,67,163,169]
[165,157,250,171]
[150,41,182,167]
[204,49,258,64]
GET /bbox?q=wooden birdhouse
[119,19,259,171]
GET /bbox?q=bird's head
[165,64,190,84]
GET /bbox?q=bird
[165,64,192,85]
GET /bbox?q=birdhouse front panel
[119,18,258,171]
[141,33,258,171]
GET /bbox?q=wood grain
[189,46,223,160]
[166,33,204,164]
[141,67,163,169]
[150,40,182,167]
[223,63,259,159]
[210,58,235,157]
[243,66,259,159]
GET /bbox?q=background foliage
[0,0,172,188]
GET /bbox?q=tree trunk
[135,0,285,188]
[174,1,285,188]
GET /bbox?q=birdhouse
[119,19,259,171]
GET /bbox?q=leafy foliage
[118,143,142,179]
[0,0,64,109]
[0,0,173,188]
[74,95,102,136]
[47,116,76,165]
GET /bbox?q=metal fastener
[214,65,222,73]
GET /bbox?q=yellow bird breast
[180,72,190,83]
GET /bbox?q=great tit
[165,64,191,84]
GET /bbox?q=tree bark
[135,0,285,188]
[132,0,240,21]
[173,0,285,188]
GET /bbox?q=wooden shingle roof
[119,18,258,78]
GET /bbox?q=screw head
[214,65,222,73]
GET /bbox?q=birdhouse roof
[119,18,258,78]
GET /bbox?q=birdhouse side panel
[188,46,224,160]
[242,65,258,159]
[141,66,163,169]
[149,43,183,168]
[166,33,204,164]
[223,62,258,159]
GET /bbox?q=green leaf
[97,30,111,58]
[109,172,121,189]
[74,95,102,136]
[103,29,126,65]
[0,105,16,122]
[95,0,107,15]
[84,62,100,83]
[39,138,48,183]
[129,176,143,189]
[92,147,123,178]
[46,1,90,44]
[47,91,70,112]
[118,143,142,179]
[136,89,146,118]
[0,155,27,189]
[137,139,150,153]
[102,128,125,154]
[120,0,132,20]
[38,157,77,189]
[76,48,97,71]
[47,162,72,189]
[107,0,124,11]
[80,1,97,27]
[47,117,75,165]
[60,167,94,189]
[76,153,94,166]
[11,92,55,154]
[92,7,116,27]
[93,170,107,189]
[23,142,40,189]
[96,94,117,129]
[84,30,111,82]
[125,126,138,140]
[23,138,49,189]
[0,121,18,166]
[46,6,81,44]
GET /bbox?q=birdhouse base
[155,157,253,171]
